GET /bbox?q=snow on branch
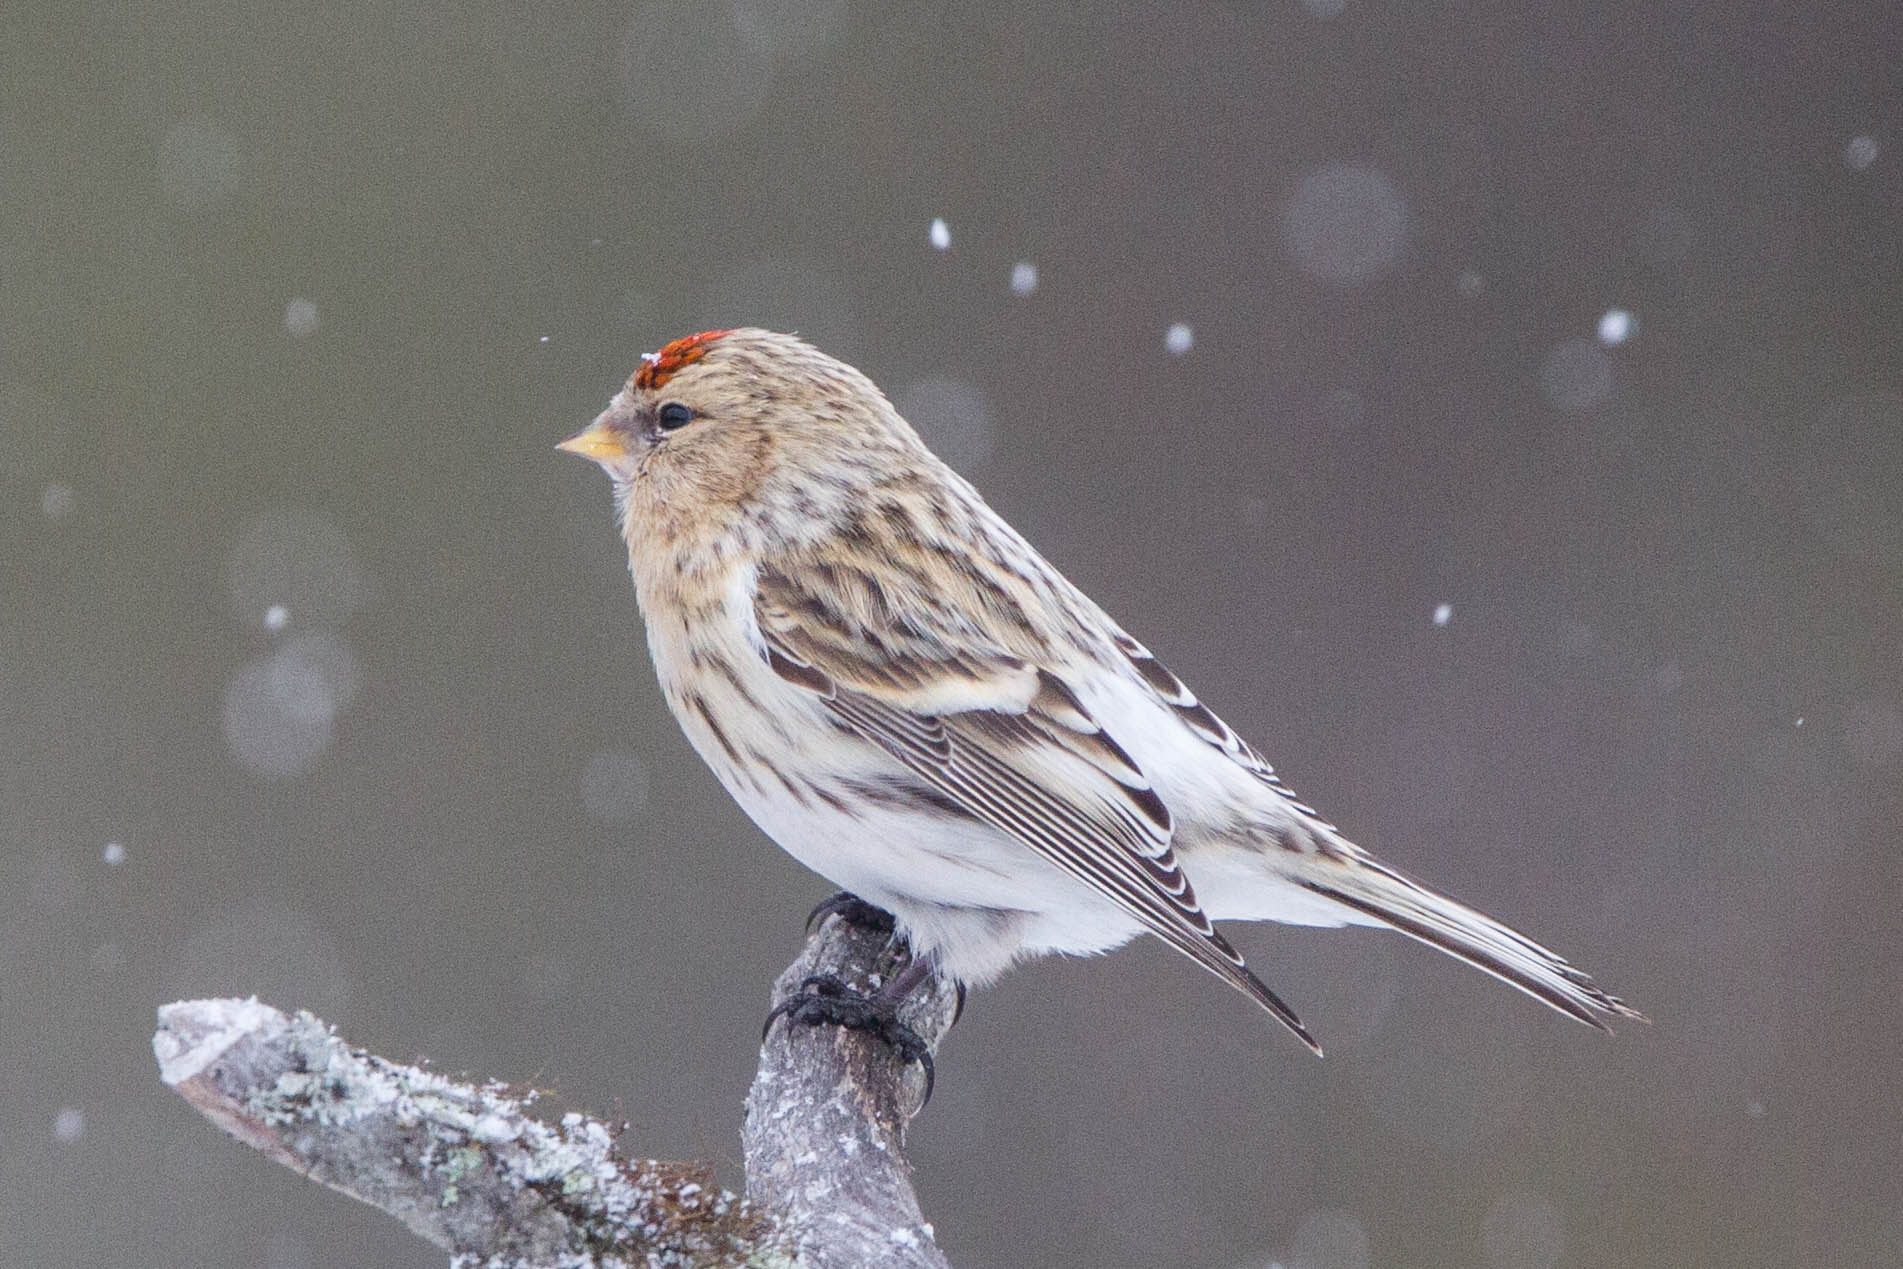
[154,913,959,1268]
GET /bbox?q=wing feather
[1110,631,1335,827]
[756,558,1318,1050]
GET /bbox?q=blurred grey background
[4,1,1900,1265]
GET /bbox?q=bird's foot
[805,891,896,934]
[764,973,935,1104]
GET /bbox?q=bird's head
[559,328,932,557]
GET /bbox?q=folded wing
[755,556,1320,1052]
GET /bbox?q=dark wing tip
[1604,990,1650,1022]
[1565,976,1649,1031]
[1293,1022,1325,1058]
[1236,963,1323,1057]
[1595,995,1651,1029]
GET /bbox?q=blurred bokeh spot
[1282,162,1409,285]
[283,297,320,338]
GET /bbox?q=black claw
[763,973,936,1106]
[805,891,896,934]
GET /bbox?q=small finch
[560,328,1641,1055]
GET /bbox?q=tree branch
[743,912,958,1269]
[154,913,956,1267]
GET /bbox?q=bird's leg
[763,973,940,1105]
[766,908,954,1105]
[870,949,937,1005]
[804,891,961,1021]
[870,946,966,1027]
[804,890,896,934]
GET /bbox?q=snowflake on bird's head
[634,330,734,391]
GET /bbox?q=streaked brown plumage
[560,328,1642,1053]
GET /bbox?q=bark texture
[155,913,956,1267]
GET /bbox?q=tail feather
[1297,854,1645,1029]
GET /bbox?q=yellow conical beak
[556,417,629,464]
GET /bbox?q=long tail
[1296,847,1646,1030]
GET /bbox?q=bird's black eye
[656,401,694,432]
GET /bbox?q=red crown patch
[634,329,733,391]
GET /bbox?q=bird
[558,327,1642,1059]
